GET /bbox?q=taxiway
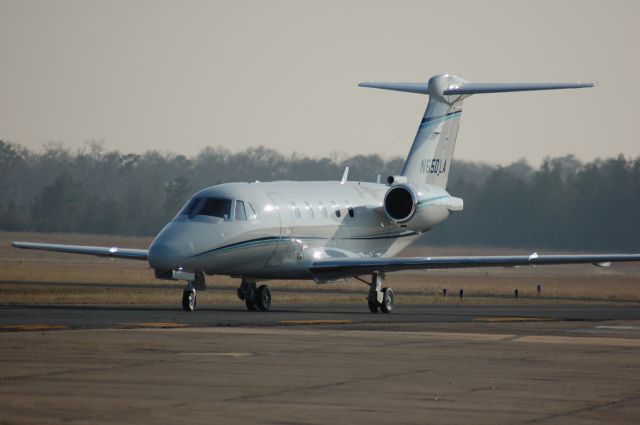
[1,303,640,424]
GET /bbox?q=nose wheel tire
[182,288,196,311]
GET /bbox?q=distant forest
[1,140,639,252]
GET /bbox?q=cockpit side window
[248,202,258,219]
[235,200,247,221]
[199,198,232,219]
[179,197,202,216]
[181,197,232,220]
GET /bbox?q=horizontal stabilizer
[359,80,596,96]
[444,82,596,95]
[358,82,429,94]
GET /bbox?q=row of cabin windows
[290,201,355,220]
[181,197,353,222]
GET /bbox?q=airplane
[13,74,640,313]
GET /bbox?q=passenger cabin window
[318,201,328,218]
[304,201,314,218]
[235,200,247,221]
[290,201,302,219]
[181,197,232,220]
[332,201,341,218]
[345,201,354,218]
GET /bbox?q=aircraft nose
[148,243,180,271]
[148,231,194,271]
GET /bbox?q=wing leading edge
[310,253,640,280]
[12,241,148,261]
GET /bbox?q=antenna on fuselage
[341,166,349,184]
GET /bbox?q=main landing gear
[356,272,394,313]
[237,279,271,312]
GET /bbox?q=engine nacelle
[383,183,463,231]
[384,184,418,223]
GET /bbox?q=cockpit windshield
[180,197,232,220]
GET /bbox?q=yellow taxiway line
[279,320,355,325]
[0,324,71,332]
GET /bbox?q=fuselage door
[266,192,294,267]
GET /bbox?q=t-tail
[360,74,596,188]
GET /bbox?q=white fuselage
[147,180,453,281]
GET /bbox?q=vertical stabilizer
[400,74,466,188]
[359,75,595,189]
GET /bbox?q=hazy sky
[1,0,638,165]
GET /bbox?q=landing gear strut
[181,271,205,312]
[361,272,394,314]
[237,279,271,312]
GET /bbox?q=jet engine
[383,184,417,223]
[383,183,463,231]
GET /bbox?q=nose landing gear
[182,285,196,311]
[181,271,205,312]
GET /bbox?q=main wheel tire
[380,288,394,313]
[368,299,380,313]
[245,297,258,311]
[237,288,246,301]
[182,288,196,311]
[256,285,271,311]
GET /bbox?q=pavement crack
[0,361,150,383]
[515,393,640,424]
[221,367,433,403]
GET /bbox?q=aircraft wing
[12,241,148,261]
[310,253,640,280]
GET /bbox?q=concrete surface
[1,304,640,424]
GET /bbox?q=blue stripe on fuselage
[189,231,419,258]
[419,109,462,127]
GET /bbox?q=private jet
[13,74,640,312]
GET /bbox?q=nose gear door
[266,192,294,267]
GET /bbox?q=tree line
[1,140,638,251]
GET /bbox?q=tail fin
[360,74,595,188]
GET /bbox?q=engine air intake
[384,185,416,222]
